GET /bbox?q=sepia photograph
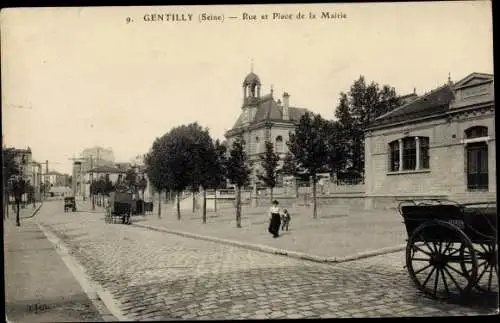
[2,1,497,321]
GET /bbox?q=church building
[224,69,311,184]
[364,72,495,209]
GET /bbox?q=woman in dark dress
[268,200,282,238]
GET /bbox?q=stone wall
[365,112,495,197]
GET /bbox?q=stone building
[224,70,311,184]
[364,72,495,209]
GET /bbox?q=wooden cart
[400,199,497,300]
[105,191,133,224]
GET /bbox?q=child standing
[281,208,291,231]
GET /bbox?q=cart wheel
[461,242,498,294]
[406,220,478,300]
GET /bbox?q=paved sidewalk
[108,200,410,262]
[3,217,108,322]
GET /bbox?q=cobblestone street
[35,201,498,319]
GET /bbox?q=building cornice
[365,101,494,134]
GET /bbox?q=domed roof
[243,72,261,86]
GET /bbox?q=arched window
[465,126,488,139]
[275,136,284,153]
[388,136,430,172]
[465,126,488,190]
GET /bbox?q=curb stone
[21,203,44,219]
[133,223,407,264]
[38,223,129,322]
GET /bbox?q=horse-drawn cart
[105,191,133,224]
[399,199,498,300]
[64,196,76,212]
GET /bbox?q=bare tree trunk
[202,188,207,224]
[295,178,299,198]
[177,191,181,220]
[214,189,217,213]
[312,176,317,219]
[157,191,162,218]
[15,199,20,226]
[192,190,196,214]
[92,194,95,210]
[235,186,242,228]
[270,187,274,204]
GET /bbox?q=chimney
[282,92,290,120]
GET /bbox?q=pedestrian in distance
[268,199,282,238]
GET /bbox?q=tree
[287,112,329,219]
[166,124,204,220]
[282,152,304,198]
[323,119,346,177]
[183,123,212,215]
[182,123,219,222]
[11,177,27,226]
[3,148,29,226]
[145,135,173,218]
[196,138,220,224]
[210,139,228,213]
[104,177,114,196]
[258,141,280,203]
[90,180,97,210]
[2,148,18,219]
[335,76,401,176]
[137,175,148,200]
[26,182,35,207]
[225,138,251,228]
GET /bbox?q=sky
[2,1,494,174]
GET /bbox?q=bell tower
[242,60,261,105]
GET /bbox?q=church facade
[364,72,495,209]
[224,70,310,184]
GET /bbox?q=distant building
[43,170,68,187]
[364,72,495,208]
[31,160,43,199]
[80,146,115,173]
[130,154,145,167]
[5,147,46,200]
[8,147,33,182]
[224,69,311,186]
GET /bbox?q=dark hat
[272,200,279,205]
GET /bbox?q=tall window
[389,141,399,171]
[420,137,430,169]
[465,126,488,190]
[402,137,416,170]
[388,136,430,172]
[275,136,284,153]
